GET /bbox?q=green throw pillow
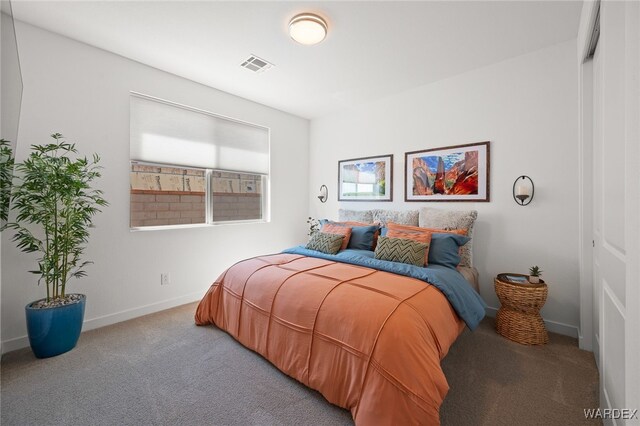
[306,232,345,255]
[374,236,428,267]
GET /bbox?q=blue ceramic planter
[25,294,86,358]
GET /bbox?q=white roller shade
[130,94,269,174]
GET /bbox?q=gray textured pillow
[338,209,374,223]
[418,208,477,267]
[306,232,345,255]
[374,236,428,267]
[371,209,419,227]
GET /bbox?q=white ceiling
[12,1,582,119]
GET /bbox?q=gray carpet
[440,317,601,426]
[1,303,600,426]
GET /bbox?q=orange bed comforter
[195,253,465,425]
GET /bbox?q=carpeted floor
[439,316,601,426]
[1,303,600,426]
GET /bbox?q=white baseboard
[485,306,579,338]
[1,291,203,355]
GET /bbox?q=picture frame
[405,141,490,202]
[338,154,393,202]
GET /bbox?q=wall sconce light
[318,185,328,203]
[513,176,534,206]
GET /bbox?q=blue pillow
[320,220,379,251]
[428,233,471,269]
[380,227,388,237]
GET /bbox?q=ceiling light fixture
[289,13,328,45]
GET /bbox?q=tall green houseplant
[9,133,108,303]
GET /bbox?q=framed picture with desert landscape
[338,154,393,201]
[405,141,490,202]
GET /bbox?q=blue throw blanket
[282,246,487,330]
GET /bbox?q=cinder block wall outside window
[130,192,206,227]
[130,165,263,227]
[130,164,206,227]
[211,171,262,222]
[211,194,261,221]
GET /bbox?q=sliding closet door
[592,0,632,415]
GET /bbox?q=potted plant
[8,133,107,358]
[529,266,543,284]
[307,216,320,237]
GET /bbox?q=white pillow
[338,209,374,223]
[371,210,419,227]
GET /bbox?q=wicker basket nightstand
[494,273,549,345]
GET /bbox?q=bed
[195,208,486,425]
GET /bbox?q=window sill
[130,219,268,232]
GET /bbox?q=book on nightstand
[504,274,528,283]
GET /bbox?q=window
[129,93,269,229]
[130,163,206,227]
[211,171,265,222]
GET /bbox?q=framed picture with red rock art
[405,141,490,202]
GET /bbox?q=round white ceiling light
[289,13,328,45]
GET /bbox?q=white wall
[0,7,24,354]
[1,22,310,352]
[309,40,580,336]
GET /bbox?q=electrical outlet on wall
[161,273,170,286]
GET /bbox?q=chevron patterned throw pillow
[374,236,429,267]
[306,232,345,255]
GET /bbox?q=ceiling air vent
[240,55,274,73]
